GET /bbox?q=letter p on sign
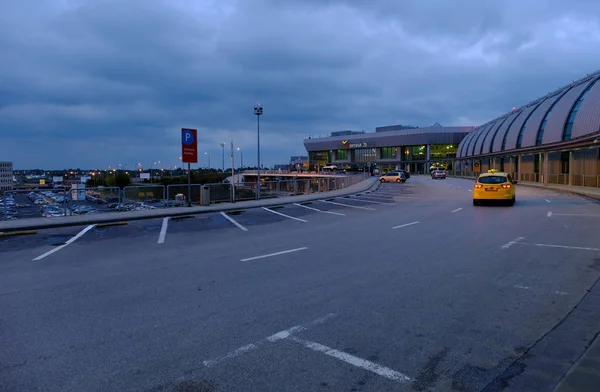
[181,128,198,163]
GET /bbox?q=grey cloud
[1,0,599,168]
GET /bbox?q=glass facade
[430,144,457,159]
[309,151,330,165]
[335,149,348,160]
[354,148,377,163]
[563,79,599,141]
[400,145,428,161]
[380,147,397,159]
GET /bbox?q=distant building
[304,124,474,174]
[330,130,366,137]
[290,155,309,171]
[0,161,13,192]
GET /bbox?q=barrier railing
[2,175,372,221]
[122,185,166,205]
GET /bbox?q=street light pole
[204,152,210,171]
[254,102,263,200]
[220,142,225,172]
[237,147,243,184]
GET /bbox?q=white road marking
[33,224,96,261]
[202,313,336,367]
[392,221,420,230]
[547,211,553,217]
[288,336,411,383]
[203,343,258,368]
[372,191,404,196]
[545,199,551,203]
[354,194,393,201]
[241,247,308,261]
[157,217,170,244]
[451,208,463,213]
[348,197,394,205]
[319,200,375,210]
[555,291,569,295]
[220,211,248,231]
[267,313,336,342]
[513,285,530,290]
[293,203,346,216]
[262,207,307,222]
[468,189,472,192]
[548,213,600,217]
[500,236,526,249]
[512,242,600,251]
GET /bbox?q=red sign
[181,128,198,163]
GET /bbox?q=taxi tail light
[501,184,512,189]
[474,184,483,189]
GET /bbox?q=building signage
[342,140,368,149]
[181,128,198,163]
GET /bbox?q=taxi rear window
[478,176,507,184]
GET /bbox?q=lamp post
[220,142,225,172]
[237,147,243,183]
[151,160,160,184]
[254,102,263,199]
[204,152,210,171]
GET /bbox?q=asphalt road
[1,176,600,392]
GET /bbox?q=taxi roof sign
[488,169,498,173]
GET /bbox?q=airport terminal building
[303,124,474,174]
[456,70,600,188]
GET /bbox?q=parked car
[380,171,407,183]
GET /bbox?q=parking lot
[2,176,600,391]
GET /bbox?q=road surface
[1,176,599,392]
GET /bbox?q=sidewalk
[517,182,600,201]
[554,334,600,392]
[0,178,380,232]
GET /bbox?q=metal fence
[1,175,371,221]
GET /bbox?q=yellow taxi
[472,169,517,206]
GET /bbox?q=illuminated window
[335,150,348,160]
[380,147,396,159]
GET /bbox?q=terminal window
[354,148,377,163]
[335,149,348,160]
[380,147,397,159]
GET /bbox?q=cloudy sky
[1,0,599,169]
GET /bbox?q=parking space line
[348,197,394,205]
[202,313,336,368]
[262,207,308,222]
[241,247,308,261]
[32,224,96,261]
[548,212,600,217]
[512,242,600,251]
[545,199,551,203]
[392,221,419,229]
[157,217,170,244]
[451,208,463,213]
[355,195,394,202]
[319,200,376,210]
[293,203,346,216]
[468,189,472,192]
[547,211,553,217]
[220,211,249,231]
[288,336,411,383]
[500,236,526,249]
